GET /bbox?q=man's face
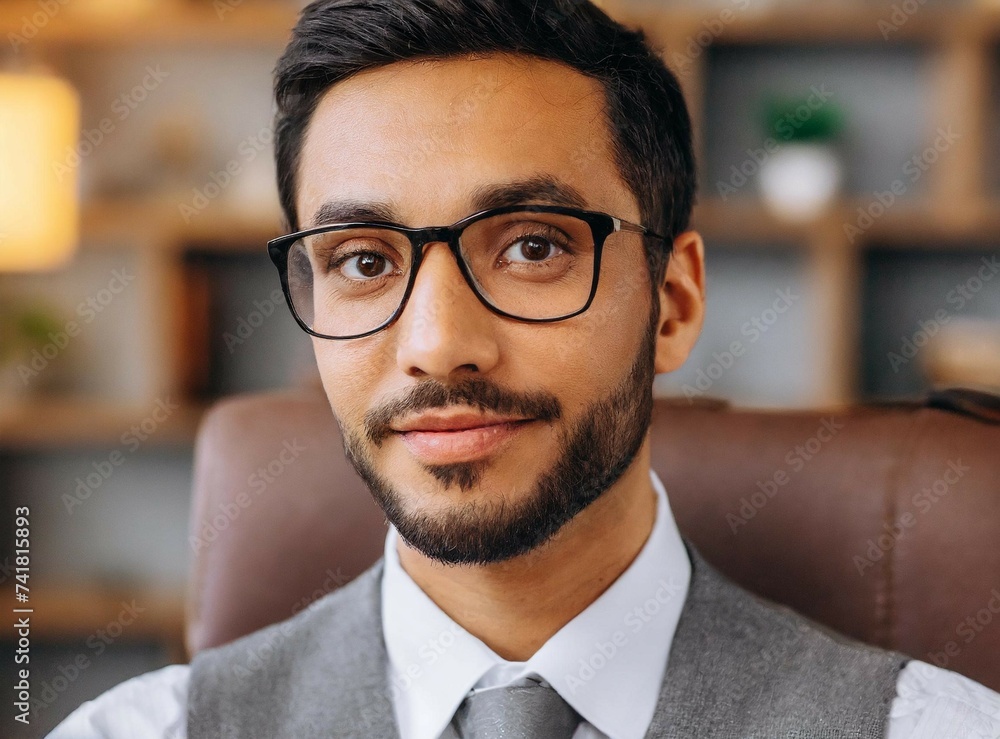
[296,54,662,566]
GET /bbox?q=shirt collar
[381,468,691,739]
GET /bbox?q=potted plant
[0,300,62,401]
[757,93,845,222]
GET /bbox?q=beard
[339,312,657,566]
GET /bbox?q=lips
[395,418,534,465]
[392,412,530,433]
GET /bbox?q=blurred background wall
[0,0,998,734]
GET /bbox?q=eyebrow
[307,175,590,228]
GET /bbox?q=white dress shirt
[381,468,689,739]
[51,469,1000,738]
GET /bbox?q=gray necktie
[451,677,582,739]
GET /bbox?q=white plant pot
[758,143,842,223]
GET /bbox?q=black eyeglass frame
[267,203,670,340]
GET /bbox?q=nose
[393,241,500,381]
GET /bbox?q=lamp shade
[0,73,80,272]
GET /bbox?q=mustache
[364,376,562,446]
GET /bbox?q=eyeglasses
[267,203,668,340]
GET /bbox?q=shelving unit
[610,0,1000,407]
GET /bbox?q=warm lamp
[0,72,80,272]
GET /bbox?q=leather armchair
[185,386,1000,691]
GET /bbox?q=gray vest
[188,543,908,738]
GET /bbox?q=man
[53,0,1000,737]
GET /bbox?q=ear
[654,230,706,374]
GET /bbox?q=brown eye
[360,254,386,277]
[339,252,391,280]
[505,236,560,263]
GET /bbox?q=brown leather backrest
[186,387,1000,691]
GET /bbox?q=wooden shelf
[858,200,1000,247]
[690,196,1000,246]
[611,2,1000,45]
[690,197,837,245]
[81,198,283,252]
[0,0,296,47]
[3,583,185,659]
[0,397,208,449]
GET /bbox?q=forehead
[295,53,634,228]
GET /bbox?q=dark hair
[273,0,696,291]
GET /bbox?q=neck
[395,441,658,661]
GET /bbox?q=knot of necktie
[451,678,582,739]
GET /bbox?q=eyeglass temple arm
[612,217,669,244]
